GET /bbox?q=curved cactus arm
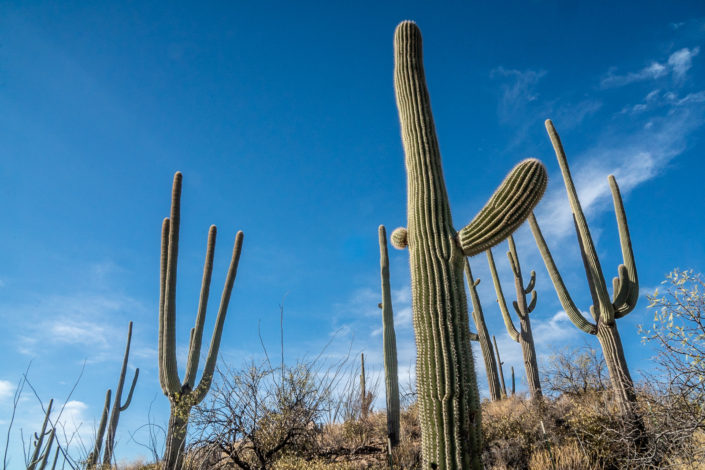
[120,369,139,411]
[524,270,536,294]
[486,249,520,342]
[526,290,537,313]
[193,230,244,405]
[607,175,639,319]
[528,213,598,335]
[545,120,612,317]
[158,218,170,394]
[184,225,217,390]
[458,158,548,256]
[162,172,184,395]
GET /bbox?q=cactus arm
[528,213,598,335]
[524,270,536,294]
[162,172,183,395]
[469,332,479,341]
[184,225,217,389]
[545,120,612,317]
[608,175,639,318]
[193,230,244,404]
[486,249,520,342]
[120,369,139,411]
[390,227,408,250]
[458,158,548,256]
[158,218,170,394]
[527,290,537,313]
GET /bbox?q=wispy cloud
[490,67,547,122]
[601,47,700,88]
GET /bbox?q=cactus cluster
[393,20,547,469]
[159,172,244,470]
[27,399,56,470]
[487,236,542,399]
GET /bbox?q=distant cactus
[159,172,244,470]
[102,322,139,466]
[393,20,547,469]
[464,259,502,401]
[378,225,401,447]
[86,389,111,468]
[528,120,639,418]
[27,399,54,470]
[510,366,515,396]
[487,235,542,399]
[492,336,507,399]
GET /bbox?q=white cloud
[490,67,547,121]
[0,380,14,401]
[601,47,700,88]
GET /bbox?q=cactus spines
[492,336,507,399]
[86,389,111,468]
[390,227,408,249]
[529,120,640,419]
[463,259,502,402]
[159,171,244,470]
[393,20,547,469]
[486,236,542,399]
[28,399,54,470]
[379,225,401,447]
[102,321,139,466]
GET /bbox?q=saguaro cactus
[86,389,111,468]
[487,235,542,399]
[159,172,244,469]
[379,225,401,447]
[463,259,502,401]
[392,21,547,469]
[528,119,639,416]
[102,321,139,466]
[492,336,507,398]
[27,399,54,470]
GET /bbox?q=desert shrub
[528,441,597,470]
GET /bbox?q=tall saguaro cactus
[392,21,547,469]
[159,172,244,470]
[102,321,139,466]
[486,235,542,399]
[492,336,507,399]
[379,225,401,447]
[463,259,502,401]
[86,390,111,468]
[528,119,639,416]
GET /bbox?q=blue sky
[1,1,704,467]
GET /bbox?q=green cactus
[379,225,401,447]
[492,336,507,399]
[528,119,640,417]
[392,21,547,469]
[510,366,515,396]
[159,172,244,470]
[27,399,53,470]
[463,259,502,402]
[487,235,542,399]
[86,389,111,468]
[360,353,369,419]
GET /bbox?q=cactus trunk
[86,390,111,468]
[464,259,502,401]
[596,322,636,413]
[379,226,401,447]
[360,353,368,419]
[393,21,546,469]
